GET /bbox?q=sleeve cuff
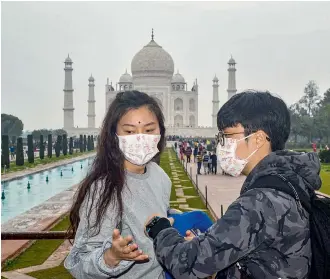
[96,237,134,276]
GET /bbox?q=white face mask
[216,134,258,177]
[117,134,161,166]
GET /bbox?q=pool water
[1,157,94,224]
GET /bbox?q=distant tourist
[325,144,329,151]
[196,151,203,174]
[312,142,317,152]
[202,151,210,174]
[65,91,171,279]
[10,145,15,159]
[210,151,217,174]
[145,90,329,279]
[193,145,198,162]
[185,146,192,163]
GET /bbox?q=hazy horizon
[2,1,330,131]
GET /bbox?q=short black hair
[217,90,290,151]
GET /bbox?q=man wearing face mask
[145,90,322,279]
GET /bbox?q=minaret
[227,55,237,100]
[212,75,219,128]
[63,54,74,129]
[87,74,96,128]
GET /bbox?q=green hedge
[83,135,87,152]
[69,137,73,155]
[47,134,52,158]
[55,135,62,157]
[40,135,44,159]
[62,134,68,156]
[16,137,24,166]
[1,135,10,168]
[79,135,83,152]
[320,150,330,163]
[27,135,34,164]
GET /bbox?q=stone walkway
[174,147,245,218]
[2,152,96,182]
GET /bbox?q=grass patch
[320,163,330,195]
[2,216,70,272]
[27,262,73,279]
[160,148,213,219]
[1,151,95,175]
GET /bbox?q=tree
[79,135,83,152]
[52,129,68,136]
[299,80,321,117]
[40,135,44,159]
[69,137,73,155]
[84,135,87,152]
[321,88,330,106]
[87,135,91,151]
[48,134,53,158]
[1,113,24,138]
[1,135,10,168]
[27,135,34,164]
[63,134,68,156]
[32,129,52,139]
[16,137,24,166]
[55,135,62,157]
[91,135,94,150]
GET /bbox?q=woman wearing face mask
[64,91,171,279]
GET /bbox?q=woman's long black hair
[68,91,166,238]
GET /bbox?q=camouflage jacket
[153,151,321,279]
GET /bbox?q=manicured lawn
[320,163,330,195]
[28,263,73,279]
[2,216,70,272]
[161,148,213,219]
[1,151,95,175]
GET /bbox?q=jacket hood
[241,150,322,196]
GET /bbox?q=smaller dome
[171,70,185,83]
[88,75,94,82]
[213,75,219,82]
[228,56,236,64]
[65,54,72,63]
[119,69,132,83]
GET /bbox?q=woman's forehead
[120,107,158,123]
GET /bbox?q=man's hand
[184,230,195,241]
[104,229,149,267]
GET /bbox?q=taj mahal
[63,30,237,137]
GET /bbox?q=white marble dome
[171,71,185,83]
[131,39,174,78]
[119,70,132,83]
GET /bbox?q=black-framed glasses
[216,130,271,147]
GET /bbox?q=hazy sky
[2,1,330,130]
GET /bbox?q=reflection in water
[1,157,94,224]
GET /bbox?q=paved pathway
[174,147,245,218]
[2,152,96,182]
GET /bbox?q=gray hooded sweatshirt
[153,151,321,279]
[64,162,171,279]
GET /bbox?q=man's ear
[255,131,268,148]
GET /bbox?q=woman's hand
[104,229,149,267]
